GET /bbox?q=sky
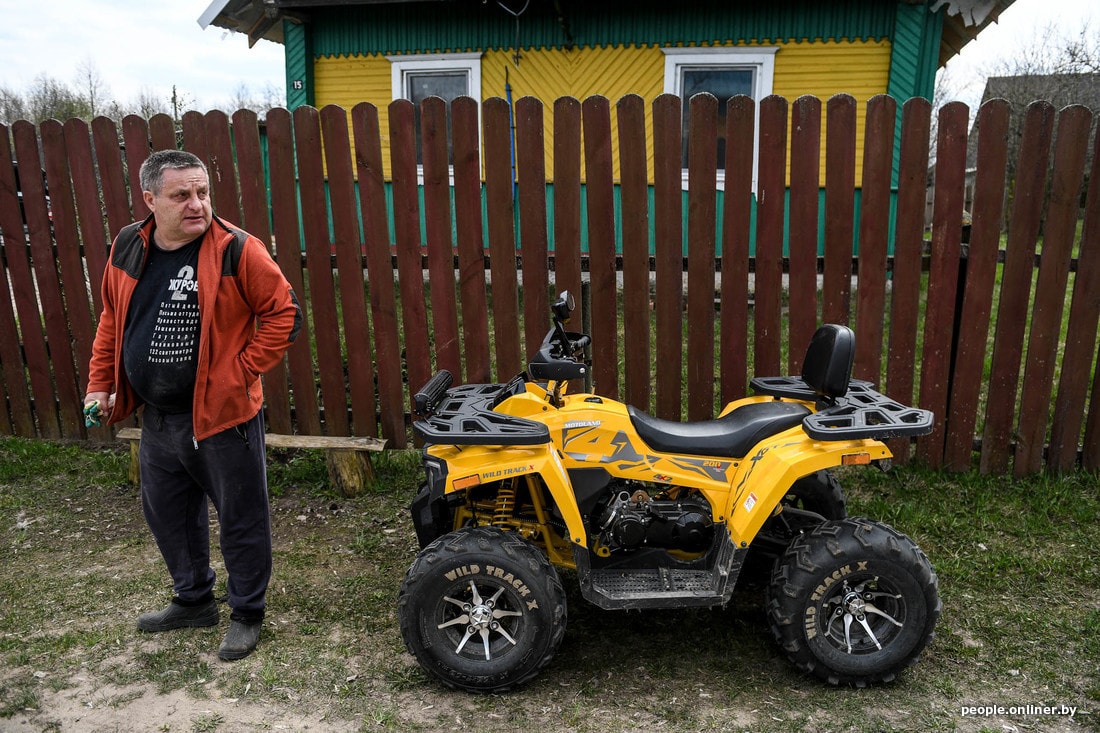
[0,1,285,112]
[939,0,1098,108]
[0,0,1096,115]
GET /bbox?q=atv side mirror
[552,291,575,323]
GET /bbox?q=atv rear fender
[724,430,892,548]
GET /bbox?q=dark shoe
[218,620,261,661]
[137,599,219,632]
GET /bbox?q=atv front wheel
[767,517,940,686]
[398,526,567,693]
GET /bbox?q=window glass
[679,67,754,169]
[388,54,482,167]
[407,71,468,163]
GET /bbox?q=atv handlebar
[414,369,454,416]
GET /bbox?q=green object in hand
[83,401,102,428]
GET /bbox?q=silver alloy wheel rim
[821,576,906,654]
[437,579,525,660]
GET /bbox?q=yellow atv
[399,291,940,693]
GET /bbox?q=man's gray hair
[139,150,208,195]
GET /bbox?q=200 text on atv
[399,292,941,693]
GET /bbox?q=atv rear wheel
[398,526,567,693]
[767,517,940,686]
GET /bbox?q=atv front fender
[724,431,891,548]
[429,442,588,547]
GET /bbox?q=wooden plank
[916,101,968,467]
[0,125,36,436]
[202,110,242,222]
[40,119,95,439]
[180,111,209,169]
[686,92,718,421]
[117,427,385,451]
[121,115,152,220]
[516,97,550,367]
[720,96,754,404]
[823,94,856,326]
[15,123,78,437]
[294,105,349,435]
[553,97,583,300]
[388,99,433,403]
[886,98,931,462]
[852,95,895,384]
[617,93,652,411]
[91,117,134,239]
[787,95,821,371]
[583,95,619,399]
[754,95,787,377]
[231,110,291,434]
[451,97,491,385]
[352,102,407,447]
[1015,105,1092,476]
[148,114,177,152]
[64,119,110,319]
[1087,341,1100,469]
[117,427,386,497]
[321,105,378,438]
[420,97,463,381]
[1060,121,1100,468]
[980,102,1055,474]
[652,93,683,420]
[483,97,522,380]
[943,99,1010,471]
[266,108,321,437]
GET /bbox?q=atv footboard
[413,373,551,446]
[750,377,934,441]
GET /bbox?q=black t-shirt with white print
[123,233,201,413]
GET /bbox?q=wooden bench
[115,427,387,497]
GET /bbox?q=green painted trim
[285,20,314,110]
[886,2,941,102]
[309,183,891,260]
[308,1,897,57]
[886,2,942,182]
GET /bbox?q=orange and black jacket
[87,214,301,441]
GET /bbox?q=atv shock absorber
[492,479,518,527]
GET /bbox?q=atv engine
[596,485,713,552]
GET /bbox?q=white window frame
[663,47,777,191]
[388,52,483,181]
[387,52,483,105]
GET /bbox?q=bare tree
[0,84,28,126]
[26,74,91,123]
[74,57,113,118]
[131,87,172,119]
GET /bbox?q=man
[84,149,301,661]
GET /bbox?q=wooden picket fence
[0,93,1098,476]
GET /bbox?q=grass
[0,436,1097,732]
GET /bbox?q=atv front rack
[750,377,934,441]
[413,373,551,446]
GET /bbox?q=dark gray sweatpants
[138,406,271,623]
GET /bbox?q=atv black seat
[627,402,812,460]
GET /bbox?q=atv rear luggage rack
[413,380,551,446]
[750,377,934,441]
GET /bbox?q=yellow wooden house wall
[313,39,891,184]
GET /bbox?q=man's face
[143,166,212,249]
